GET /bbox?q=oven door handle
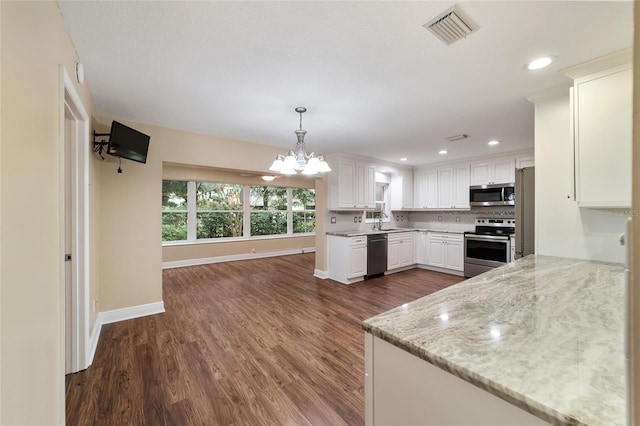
[465,234,510,242]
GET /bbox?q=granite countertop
[326,228,417,237]
[326,228,470,237]
[363,255,626,426]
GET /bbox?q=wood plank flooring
[65,253,463,425]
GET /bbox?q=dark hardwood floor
[65,253,463,425]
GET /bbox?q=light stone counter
[363,255,626,426]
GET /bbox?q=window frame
[161,180,316,244]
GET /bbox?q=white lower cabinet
[387,232,414,271]
[415,231,428,264]
[365,333,549,426]
[327,235,367,284]
[426,232,463,272]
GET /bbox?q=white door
[64,113,73,373]
[62,68,90,373]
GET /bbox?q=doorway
[62,67,90,373]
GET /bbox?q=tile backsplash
[325,206,514,233]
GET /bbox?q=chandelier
[269,107,331,175]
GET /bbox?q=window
[366,182,390,222]
[250,186,288,236]
[162,180,315,242]
[292,188,316,233]
[162,180,188,241]
[196,183,243,239]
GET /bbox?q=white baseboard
[162,247,316,269]
[87,301,165,366]
[314,269,329,279]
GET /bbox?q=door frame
[60,66,90,373]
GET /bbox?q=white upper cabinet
[413,169,438,209]
[469,158,515,186]
[437,165,470,210]
[565,51,632,208]
[328,156,376,210]
[390,171,413,210]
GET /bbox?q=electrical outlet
[354,216,358,223]
[331,217,336,224]
[401,216,404,221]
[396,216,400,221]
[251,248,256,254]
[438,216,442,221]
[358,216,362,222]
[456,216,460,222]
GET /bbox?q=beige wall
[0,1,97,424]
[95,116,326,310]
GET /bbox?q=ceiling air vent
[446,134,470,142]
[424,6,479,45]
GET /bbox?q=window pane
[250,186,288,211]
[197,182,243,211]
[292,188,316,211]
[162,212,187,241]
[162,180,188,210]
[197,212,244,238]
[250,212,287,236]
[293,212,316,233]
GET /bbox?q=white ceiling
[58,1,633,167]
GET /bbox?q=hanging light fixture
[269,107,331,176]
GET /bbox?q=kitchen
[325,151,534,283]
[323,47,632,424]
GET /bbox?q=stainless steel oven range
[464,218,515,278]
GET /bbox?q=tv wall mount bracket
[93,130,110,160]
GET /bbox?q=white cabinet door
[425,169,438,208]
[437,168,453,208]
[356,163,376,209]
[328,235,367,284]
[453,165,470,208]
[387,240,399,271]
[444,240,463,271]
[415,231,428,264]
[390,171,413,210]
[413,169,437,209]
[401,171,414,209]
[328,156,376,210]
[350,244,367,278]
[427,237,445,268]
[413,171,427,209]
[336,158,356,208]
[492,159,516,184]
[388,232,414,270]
[427,233,463,271]
[574,65,632,208]
[398,236,413,267]
[470,158,515,185]
[437,166,469,209]
[469,162,491,186]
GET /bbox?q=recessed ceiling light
[400,157,408,162]
[261,175,275,181]
[488,140,499,146]
[526,56,553,70]
[439,150,448,155]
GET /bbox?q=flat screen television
[107,121,150,164]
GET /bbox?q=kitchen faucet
[376,211,387,230]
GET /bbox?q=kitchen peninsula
[363,255,626,425]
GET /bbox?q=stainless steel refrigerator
[515,167,535,259]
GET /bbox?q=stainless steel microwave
[469,183,515,206]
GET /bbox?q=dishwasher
[366,233,388,278]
